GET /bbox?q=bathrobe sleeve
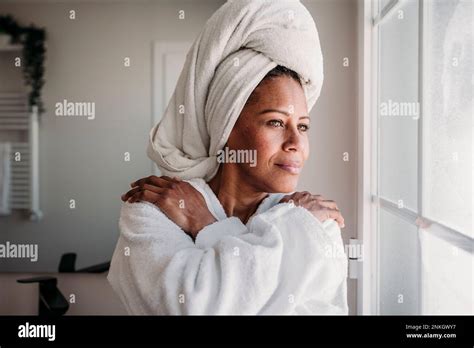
[292,218,349,315]
[107,201,347,315]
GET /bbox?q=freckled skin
[222,75,310,193]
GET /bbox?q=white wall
[300,0,359,314]
[0,0,226,272]
[0,0,358,315]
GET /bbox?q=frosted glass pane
[420,224,473,314]
[423,0,473,237]
[378,0,419,211]
[379,208,420,314]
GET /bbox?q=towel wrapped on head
[147,0,324,181]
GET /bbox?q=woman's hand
[280,191,345,228]
[121,175,217,239]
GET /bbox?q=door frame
[357,0,379,315]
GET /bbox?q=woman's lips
[275,163,301,174]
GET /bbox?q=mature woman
[108,0,348,315]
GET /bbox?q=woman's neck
[207,165,268,224]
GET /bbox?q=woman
[108,0,348,315]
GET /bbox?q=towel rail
[0,93,42,220]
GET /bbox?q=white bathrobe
[107,178,348,315]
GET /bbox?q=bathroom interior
[0,0,471,316]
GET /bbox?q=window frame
[358,0,473,315]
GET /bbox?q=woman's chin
[264,174,299,193]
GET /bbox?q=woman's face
[225,75,310,193]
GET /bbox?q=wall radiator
[0,92,42,220]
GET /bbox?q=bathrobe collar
[186,177,286,225]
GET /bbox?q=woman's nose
[282,127,304,152]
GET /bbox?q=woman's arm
[120,175,346,239]
[120,176,218,240]
[107,200,332,315]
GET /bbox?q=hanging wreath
[0,15,46,113]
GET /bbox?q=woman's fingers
[144,183,166,193]
[318,199,339,211]
[321,208,345,228]
[130,175,177,188]
[124,175,183,203]
[127,189,160,204]
[160,175,180,182]
[121,187,141,201]
[122,184,167,202]
[279,193,345,228]
[318,200,344,227]
[279,194,293,203]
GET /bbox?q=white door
[151,41,192,175]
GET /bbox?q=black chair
[17,253,110,316]
[17,276,69,316]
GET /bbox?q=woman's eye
[298,124,310,132]
[268,119,284,127]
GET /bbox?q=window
[371,0,473,314]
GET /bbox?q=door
[151,41,192,175]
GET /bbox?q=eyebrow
[257,108,310,120]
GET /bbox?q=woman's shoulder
[119,201,177,232]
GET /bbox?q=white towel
[107,178,348,315]
[147,0,324,181]
[0,142,11,215]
